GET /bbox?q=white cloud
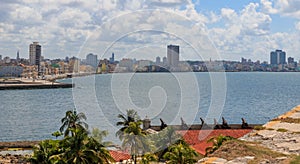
[209,12,220,23]
[261,0,300,18]
[296,22,300,31]
[221,8,238,22]
[57,8,92,28]
[147,0,188,7]
[0,23,14,33]
[260,0,278,14]
[0,0,299,61]
[208,3,274,60]
[10,5,43,23]
[240,3,271,35]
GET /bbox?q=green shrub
[254,126,265,130]
[276,128,288,132]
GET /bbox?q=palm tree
[140,153,158,164]
[157,127,180,147]
[52,131,62,139]
[116,109,140,139]
[30,140,61,164]
[60,109,88,137]
[91,127,112,147]
[151,127,181,160]
[163,139,198,164]
[120,121,148,164]
[205,135,235,155]
[116,110,157,163]
[32,110,113,163]
[86,136,114,163]
[61,128,113,164]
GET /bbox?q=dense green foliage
[163,139,198,164]
[30,109,113,164]
[32,109,200,163]
[30,140,62,164]
[116,109,199,164]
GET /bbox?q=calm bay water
[1,72,300,143]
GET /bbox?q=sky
[0,0,300,62]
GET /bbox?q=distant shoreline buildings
[1,44,300,77]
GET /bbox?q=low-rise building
[0,66,23,77]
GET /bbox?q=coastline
[0,78,73,90]
[0,141,39,150]
[0,105,300,163]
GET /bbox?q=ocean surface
[1,72,300,143]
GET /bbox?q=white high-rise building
[167,45,179,67]
[29,42,41,66]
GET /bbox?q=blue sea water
[1,72,300,143]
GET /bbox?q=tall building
[279,51,286,64]
[69,57,80,73]
[270,49,286,65]
[156,56,161,64]
[167,45,179,67]
[109,52,115,64]
[86,53,98,68]
[288,57,294,64]
[241,57,247,63]
[162,57,167,65]
[16,50,20,62]
[270,52,277,65]
[29,42,41,66]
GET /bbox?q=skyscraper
[167,45,179,67]
[29,42,41,66]
[16,50,20,62]
[270,51,277,65]
[270,49,286,65]
[109,52,115,64]
[279,51,286,64]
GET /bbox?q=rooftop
[177,129,252,155]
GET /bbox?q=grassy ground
[207,139,294,164]
[290,155,300,164]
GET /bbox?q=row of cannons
[143,117,259,131]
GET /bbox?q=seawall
[0,79,73,90]
[0,83,74,90]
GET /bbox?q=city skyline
[1,1,300,61]
[3,43,300,66]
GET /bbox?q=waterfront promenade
[0,78,73,90]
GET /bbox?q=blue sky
[196,0,296,33]
[0,0,300,62]
[195,0,259,11]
